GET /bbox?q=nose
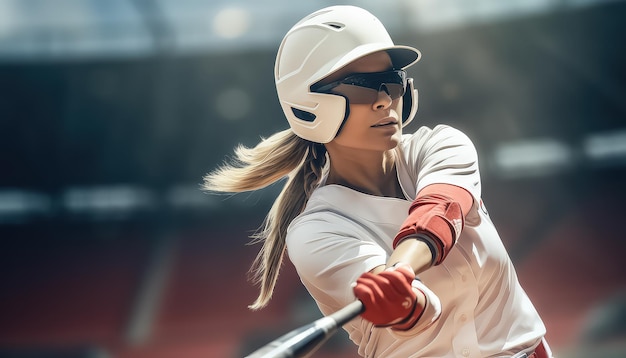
[372,84,393,110]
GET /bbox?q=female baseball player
[205,5,551,358]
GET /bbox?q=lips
[371,119,398,127]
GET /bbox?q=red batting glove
[353,267,421,327]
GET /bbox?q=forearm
[386,238,434,276]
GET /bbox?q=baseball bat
[245,300,364,358]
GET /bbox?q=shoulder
[401,124,474,148]
[398,125,477,168]
[288,186,365,235]
[286,189,354,247]
[285,192,385,285]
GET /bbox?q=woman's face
[324,51,404,153]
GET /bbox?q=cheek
[345,105,367,119]
[341,105,368,127]
[394,98,403,112]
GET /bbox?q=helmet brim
[327,43,421,75]
[386,46,422,69]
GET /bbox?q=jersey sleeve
[401,125,482,226]
[286,211,388,309]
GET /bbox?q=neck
[325,149,402,198]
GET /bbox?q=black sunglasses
[311,70,408,104]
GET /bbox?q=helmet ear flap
[401,78,418,127]
[282,92,348,143]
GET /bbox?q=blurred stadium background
[0,0,625,357]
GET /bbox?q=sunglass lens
[331,83,405,104]
[382,83,405,100]
[330,84,378,104]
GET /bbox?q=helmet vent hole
[323,22,344,30]
[292,108,316,122]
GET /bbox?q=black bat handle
[245,300,364,358]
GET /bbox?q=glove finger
[354,277,381,304]
[381,268,414,285]
[358,274,388,297]
[379,271,415,297]
[353,286,375,304]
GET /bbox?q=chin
[388,140,401,150]
[389,130,402,145]
[380,136,401,151]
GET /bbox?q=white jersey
[286,125,546,358]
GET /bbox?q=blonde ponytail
[203,129,327,309]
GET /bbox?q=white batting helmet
[274,6,421,143]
